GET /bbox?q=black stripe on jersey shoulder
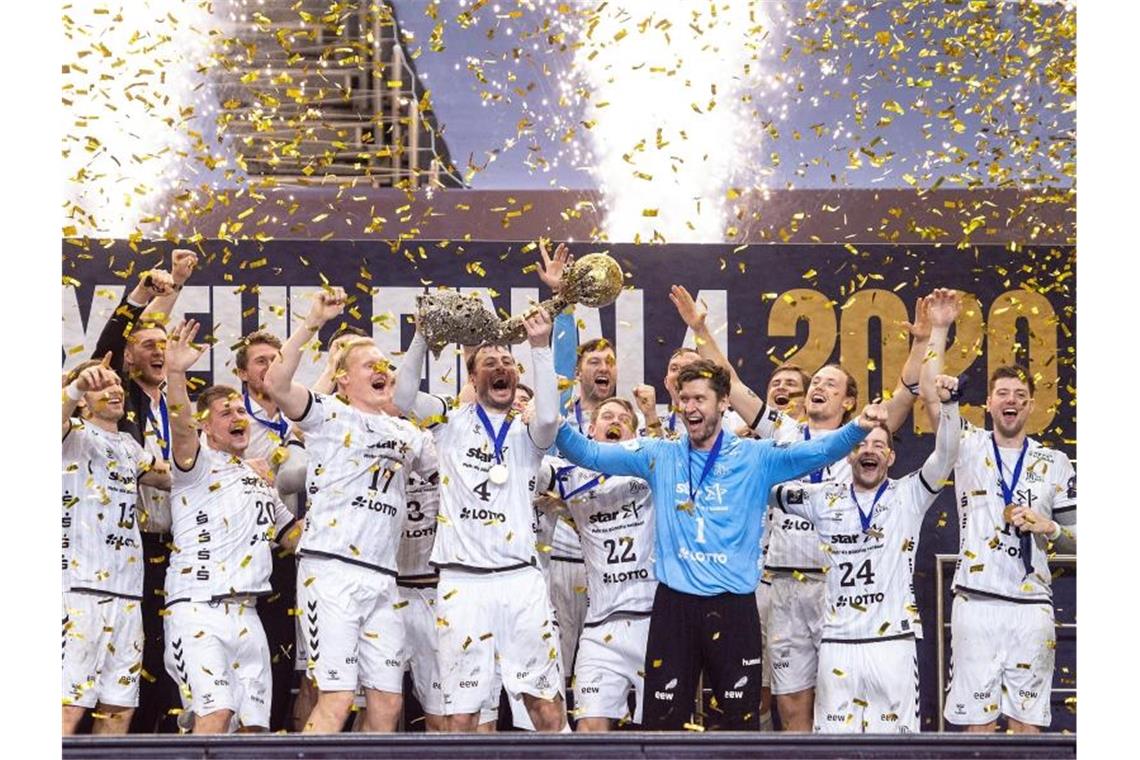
[765,565,828,575]
[918,470,941,495]
[526,424,556,454]
[432,559,537,574]
[299,549,398,577]
[173,444,200,473]
[288,391,315,423]
[1053,503,1077,514]
[67,586,143,602]
[286,439,305,450]
[775,484,785,510]
[821,632,916,645]
[954,586,1053,606]
[275,518,299,543]
[423,394,450,428]
[63,418,76,442]
[749,401,768,432]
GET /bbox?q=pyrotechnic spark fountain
[550,1,768,244]
[61,0,229,239]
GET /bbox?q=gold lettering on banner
[767,289,836,376]
[986,290,1058,435]
[837,289,909,414]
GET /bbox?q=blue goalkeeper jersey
[554,419,867,596]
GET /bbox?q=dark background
[62,238,1076,731]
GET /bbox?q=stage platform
[64,732,1076,759]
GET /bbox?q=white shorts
[436,566,564,717]
[573,615,651,724]
[294,613,308,672]
[62,591,144,709]
[399,584,443,716]
[768,574,826,695]
[297,555,404,694]
[944,593,1055,728]
[548,558,588,674]
[754,580,772,690]
[164,599,271,730]
[814,637,919,734]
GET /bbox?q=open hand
[537,240,572,293]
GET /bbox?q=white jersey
[552,405,589,560]
[397,434,442,582]
[137,391,172,533]
[420,397,547,571]
[549,458,657,625]
[62,419,153,599]
[774,471,942,641]
[753,404,851,574]
[242,391,292,460]
[166,444,296,604]
[242,391,301,515]
[951,422,1076,603]
[292,392,431,575]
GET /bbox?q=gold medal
[676,500,695,514]
[1002,504,1016,523]
[489,464,509,485]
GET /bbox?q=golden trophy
[415,252,625,356]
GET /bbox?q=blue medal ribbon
[667,411,677,434]
[244,389,289,440]
[573,399,585,433]
[475,404,512,466]
[146,396,170,460]
[687,430,725,504]
[849,480,890,535]
[803,426,824,483]
[992,436,1033,577]
[555,464,603,501]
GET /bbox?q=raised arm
[138,459,172,491]
[140,249,198,325]
[523,306,559,450]
[554,421,654,480]
[392,328,449,422]
[92,272,169,370]
[266,287,346,420]
[62,353,118,438]
[632,384,664,436]
[883,295,930,433]
[768,482,824,522]
[164,320,209,469]
[458,345,479,405]
[669,285,763,424]
[536,240,579,412]
[311,333,355,396]
[766,403,883,483]
[918,289,962,429]
[918,375,963,498]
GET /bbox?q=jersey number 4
[838,559,876,587]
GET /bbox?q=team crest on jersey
[785,488,805,504]
[1067,474,1076,499]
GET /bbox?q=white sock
[759,710,774,732]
